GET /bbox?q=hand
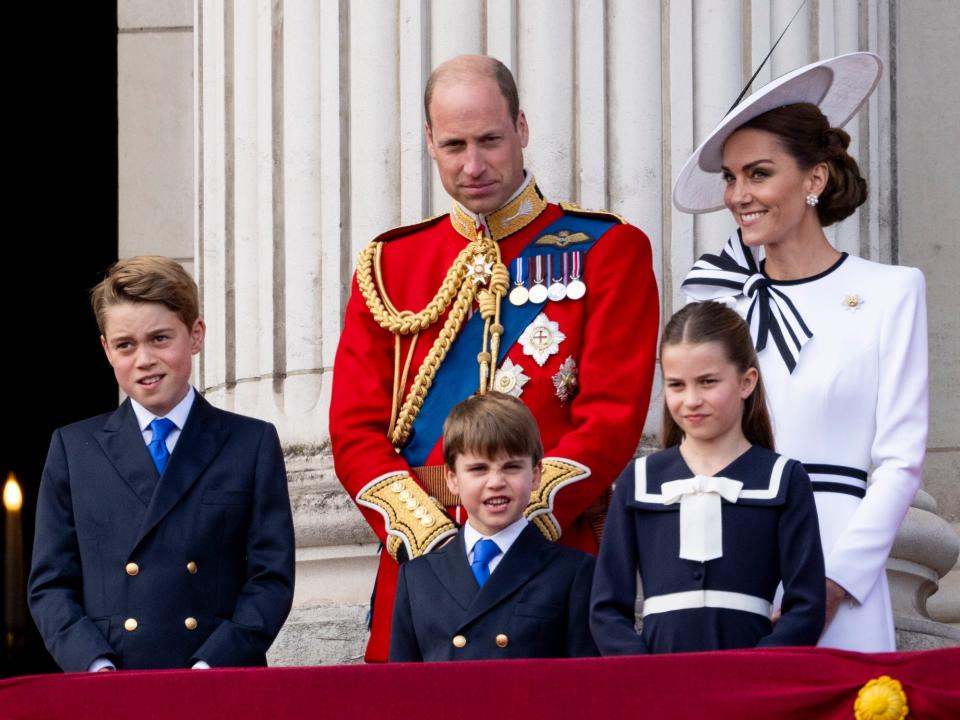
[824,579,849,630]
[770,607,781,625]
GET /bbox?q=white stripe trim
[739,455,788,500]
[636,454,787,503]
[641,590,773,618]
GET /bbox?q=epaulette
[371,214,448,244]
[559,201,627,224]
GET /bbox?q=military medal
[565,251,586,300]
[518,312,566,366]
[547,255,566,301]
[508,256,529,306]
[528,255,549,304]
[492,358,530,398]
[552,356,579,404]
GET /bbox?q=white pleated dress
[689,249,928,651]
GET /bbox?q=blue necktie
[470,538,502,588]
[148,418,177,475]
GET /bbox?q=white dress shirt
[463,517,529,576]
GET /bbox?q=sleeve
[329,271,457,561]
[388,564,423,662]
[824,269,928,603]
[192,423,295,667]
[757,462,825,647]
[565,554,600,657]
[588,466,649,655]
[27,430,119,672]
[529,224,660,538]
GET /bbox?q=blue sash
[400,215,617,466]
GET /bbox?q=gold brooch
[842,293,864,311]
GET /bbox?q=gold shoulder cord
[355,226,509,448]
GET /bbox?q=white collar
[463,516,529,558]
[130,386,196,432]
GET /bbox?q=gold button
[125,562,140,577]
[496,633,509,648]
[405,498,417,510]
[414,506,426,518]
[452,635,467,648]
[186,561,198,575]
[399,489,412,501]
[124,618,138,632]
[422,515,435,527]
[184,617,198,631]
[391,481,404,493]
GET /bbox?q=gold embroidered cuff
[356,472,457,561]
[524,457,591,542]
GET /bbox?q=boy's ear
[445,466,460,496]
[531,461,542,491]
[190,318,206,354]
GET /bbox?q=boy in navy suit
[28,256,295,671]
[389,392,597,661]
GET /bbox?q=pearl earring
[806,194,819,207]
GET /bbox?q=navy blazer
[389,523,597,661]
[28,393,295,671]
[590,445,825,654]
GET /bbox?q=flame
[3,472,23,512]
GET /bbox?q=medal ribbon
[681,229,813,373]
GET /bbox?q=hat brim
[672,52,883,214]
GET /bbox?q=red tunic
[330,188,659,661]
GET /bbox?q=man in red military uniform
[330,54,659,661]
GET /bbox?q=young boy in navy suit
[389,392,597,661]
[28,256,295,671]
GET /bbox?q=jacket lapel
[133,394,229,549]
[458,524,556,630]
[426,530,480,612]
[94,400,158,506]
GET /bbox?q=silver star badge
[493,358,530,398]
[519,312,566,367]
[552,356,579,404]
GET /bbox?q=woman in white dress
[674,53,928,652]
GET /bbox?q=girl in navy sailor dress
[589,302,825,654]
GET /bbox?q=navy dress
[590,445,825,654]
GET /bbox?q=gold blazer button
[495,634,509,648]
[452,635,467,648]
[184,617,198,631]
[186,561,198,574]
[125,562,140,576]
[124,618,138,632]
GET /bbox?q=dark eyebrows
[721,158,775,174]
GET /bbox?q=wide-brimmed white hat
[672,51,883,214]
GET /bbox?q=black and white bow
[681,230,813,373]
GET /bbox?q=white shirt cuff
[88,657,116,672]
